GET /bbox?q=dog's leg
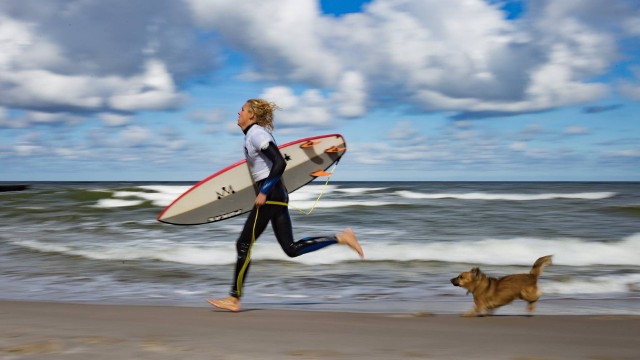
[462,310,477,317]
[462,304,480,317]
[522,287,540,313]
[463,304,485,317]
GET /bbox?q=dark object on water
[0,184,30,192]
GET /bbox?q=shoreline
[2,300,639,359]
[2,296,638,316]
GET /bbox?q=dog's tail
[530,255,553,278]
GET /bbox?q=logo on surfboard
[216,186,235,200]
[208,209,243,223]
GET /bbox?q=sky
[1,0,639,182]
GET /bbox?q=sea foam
[396,191,617,201]
[12,233,640,267]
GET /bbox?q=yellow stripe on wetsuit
[235,200,288,297]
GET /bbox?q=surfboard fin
[300,140,320,148]
[310,170,333,177]
[325,146,346,153]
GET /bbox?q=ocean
[1,181,639,315]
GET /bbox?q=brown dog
[450,255,553,316]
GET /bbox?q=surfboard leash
[259,160,339,215]
[291,160,339,215]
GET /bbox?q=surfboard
[157,134,347,225]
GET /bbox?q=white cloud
[186,0,341,85]
[108,59,187,111]
[27,111,83,125]
[13,144,43,156]
[2,0,637,124]
[100,113,131,127]
[607,149,640,158]
[163,138,187,151]
[260,86,333,127]
[516,124,547,141]
[0,1,208,117]
[121,126,151,147]
[619,82,640,100]
[2,69,104,109]
[54,146,88,160]
[187,0,635,117]
[189,108,225,124]
[618,66,640,100]
[510,142,527,151]
[0,14,64,70]
[0,109,86,128]
[189,108,228,134]
[244,75,364,129]
[349,119,512,170]
[0,107,8,127]
[623,14,640,35]
[224,121,239,134]
[564,126,589,135]
[333,71,367,118]
[2,45,186,113]
[350,141,433,166]
[10,131,44,156]
[386,121,427,147]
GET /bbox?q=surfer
[208,99,364,312]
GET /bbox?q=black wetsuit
[230,127,338,298]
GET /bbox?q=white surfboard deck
[157,134,347,225]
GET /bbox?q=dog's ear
[472,267,487,281]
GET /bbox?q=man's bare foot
[207,296,241,312]
[337,228,364,259]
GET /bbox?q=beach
[1,300,639,359]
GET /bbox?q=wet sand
[1,300,639,359]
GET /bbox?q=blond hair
[246,99,280,132]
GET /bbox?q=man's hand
[255,192,267,207]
